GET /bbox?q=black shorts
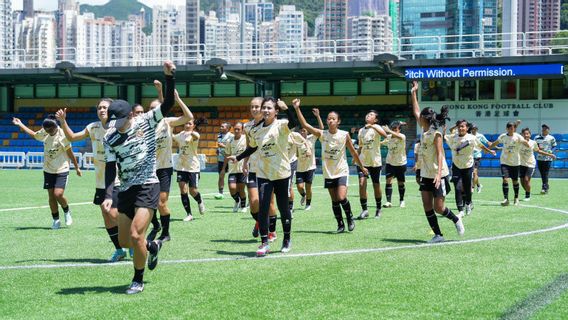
[473,158,481,169]
[415,169,421,179]
[117,183,160,220]
[43,171,68,190]
[296,169,315,184]
[156,167,173,193]
[177,171,200,188]
[247,172,258,188]
[519,166,535,178]
[385,164,406,181]
[228,173,246,184]
[217,161,227,173]
[419,176,452,198]
[93,188,119,208]
[357,166,382,184]
[324,176,348,189]
[501,164,520,180]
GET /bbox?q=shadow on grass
[14,227,53,231]
[381,238,427,244]
[295,230,338,235]
[210,239,257,244]
[57,285,127,295]
[213,250,257,258]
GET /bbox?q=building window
[14,85,34,98]
[189,82,211,97]
[500,79,517,99]
[306,80,330,96]
[58,84,79,98]
[35,84,56,98]
[422,80,455,101]
[519,79,538,100]
[280,80,304,96]
[333,80,358,95]
[389,79,407,94]
[361,79,386,95]
[459,80,476,101]
[478,80,495,100]
[543,79,568,99]
[214,82,236,97]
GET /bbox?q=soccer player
[445,120,495,216]
[229,97,297,256]
[296,108,324,211]
[287,129,308,215]
[293,99,367,233]
[413,139,422,185]
[55,100,129,261]
[534,124,557,194]
[519,128,555,201]
[356,110,388,219]
[148,82,194,241]
[132,104,145,116]
[174,118,206,222]
[488,120,531,206]
[221,122,248,212]
[382,121,407,208]
[12,115,81,229]
[469,124,490,193]
[215,122,233,199]
[102,60,176,294]
[410,81,464,243]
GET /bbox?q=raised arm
[167,89,194,127]
[410,81,420,122]
[277,100,297,129]
[12,117,36,137]
[292,99,322,137]
[367,123,388,138]
[312,108,324,130]
[160,61,176,115]
[382,125,404,140]
[56,108,89,142]
[154,80,164,103]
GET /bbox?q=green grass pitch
[0,169,567,319]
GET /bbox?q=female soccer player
[287,129,309,214]
[174,118,206,222]
[296,108,324,211]
[382,121,407,208]
[534,124,557,194]
[230,97,296,256]
[12,115,81,229]
[149,83,194,241]
[519,128,555,201]
[222,122,248,212]
[216,122,233,199]
[356,110,387,219]
[413,138,422,185]
[102,61,176,294]
[445,120,495,216]
[469,124,490,193]
[488,121,531,206]
[293,99,367,233]
[56,99,129,261]
[410,81,464,243]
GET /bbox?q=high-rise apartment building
[0,0,13,66]
[76,13,115,66]
[349,0,389,16]
[323,0,348,40]
[275,5,304,61]
[348,14,392,54]
[154,5,186,63]
[518,0,561,53]
[186,0,200,55]
[17,13,56,68]
[23,0,33,18]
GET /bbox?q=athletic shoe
[540,189,546,194]
[522,197,531,202]
[64,211,73,226]
[109,249,127,262]
[240,206,248,213]
[457,211,465,218]
[51,219,61,230]
[158,234,171,242]
[232,201,239,213]
[300,195,306,207]
[383,202,392,208]
[501,199,510,206]
[477,184,483,193]
[281,239,291,253]
[375,209,382,219]
[465,204,472,216]
[214,193,224,200]
[400,201,406,208]
[126,281,144,295]
[252,222,259,238]
[428,235,445,243]
[198,203,206,215]
[147,240,162,271]
[256,243,270,257]
[336,224,345,233]
[514,198,520,206]
[304,205,311,211]
[183,214,194,222]
[455,217,465,236]
[129,248,134,258]
[347,219,355,232]
[268,231,277,242]
[357,210,369,220]
[146,226,161,242]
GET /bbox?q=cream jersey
[86,121,108,188]
[445,133,479,169]
[319,129,350,179]
[385,133,407,166]
[225,134,247,174]
[34,127,71,174]
[249,119,291,181]
[244,119,261,173]
[297,134,317,172]
[414,142,422,170]
[287,132,305,163]
[358,126,382,167]
[519,139,539,168]
[420,128,449,179]
[155,118,174,170]
[497,132,524,166]
[174,131,200,172]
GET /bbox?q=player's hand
[412,165,417,172]
[490,150,496,156]
[434,174,441,189]
[361,167,369,177]
[75,168,82,177]
[102,199,112,212]
[12,117,22,126]
[174,89,180,100]
[551,154,557,160]
[164,60,176,76]
[276,99,288,111]
[227,155,237,163]
[312,108,319,116]
[242,162,249,175]
[411,81,419,94]
[365,124,372,129]
[154,80,162,90]
[292,98,301,109]
[55,108,67,121]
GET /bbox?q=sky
[11,0,186,11]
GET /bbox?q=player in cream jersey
[411,81,464,243]
[488,121,531,206]
[287,130,308,214]
[296,108,323,211]
[55,99,130,262]
[534,124,557,194]
[222,122,248,212]
[445,120,495,216]
[356,110,388,219]
[13,115,81,230]
[230,97,297,256]
[413,139,422,185]
[518,128,555,201]
[382,121,407,208]
[174,119,206,222]
[293,99,367,234]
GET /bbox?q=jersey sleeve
[103,136,116,162]
[145,106,164,129]
[33,129,48,142]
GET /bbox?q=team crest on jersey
[136,130,144,138]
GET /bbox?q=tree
[551,30,568,54]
